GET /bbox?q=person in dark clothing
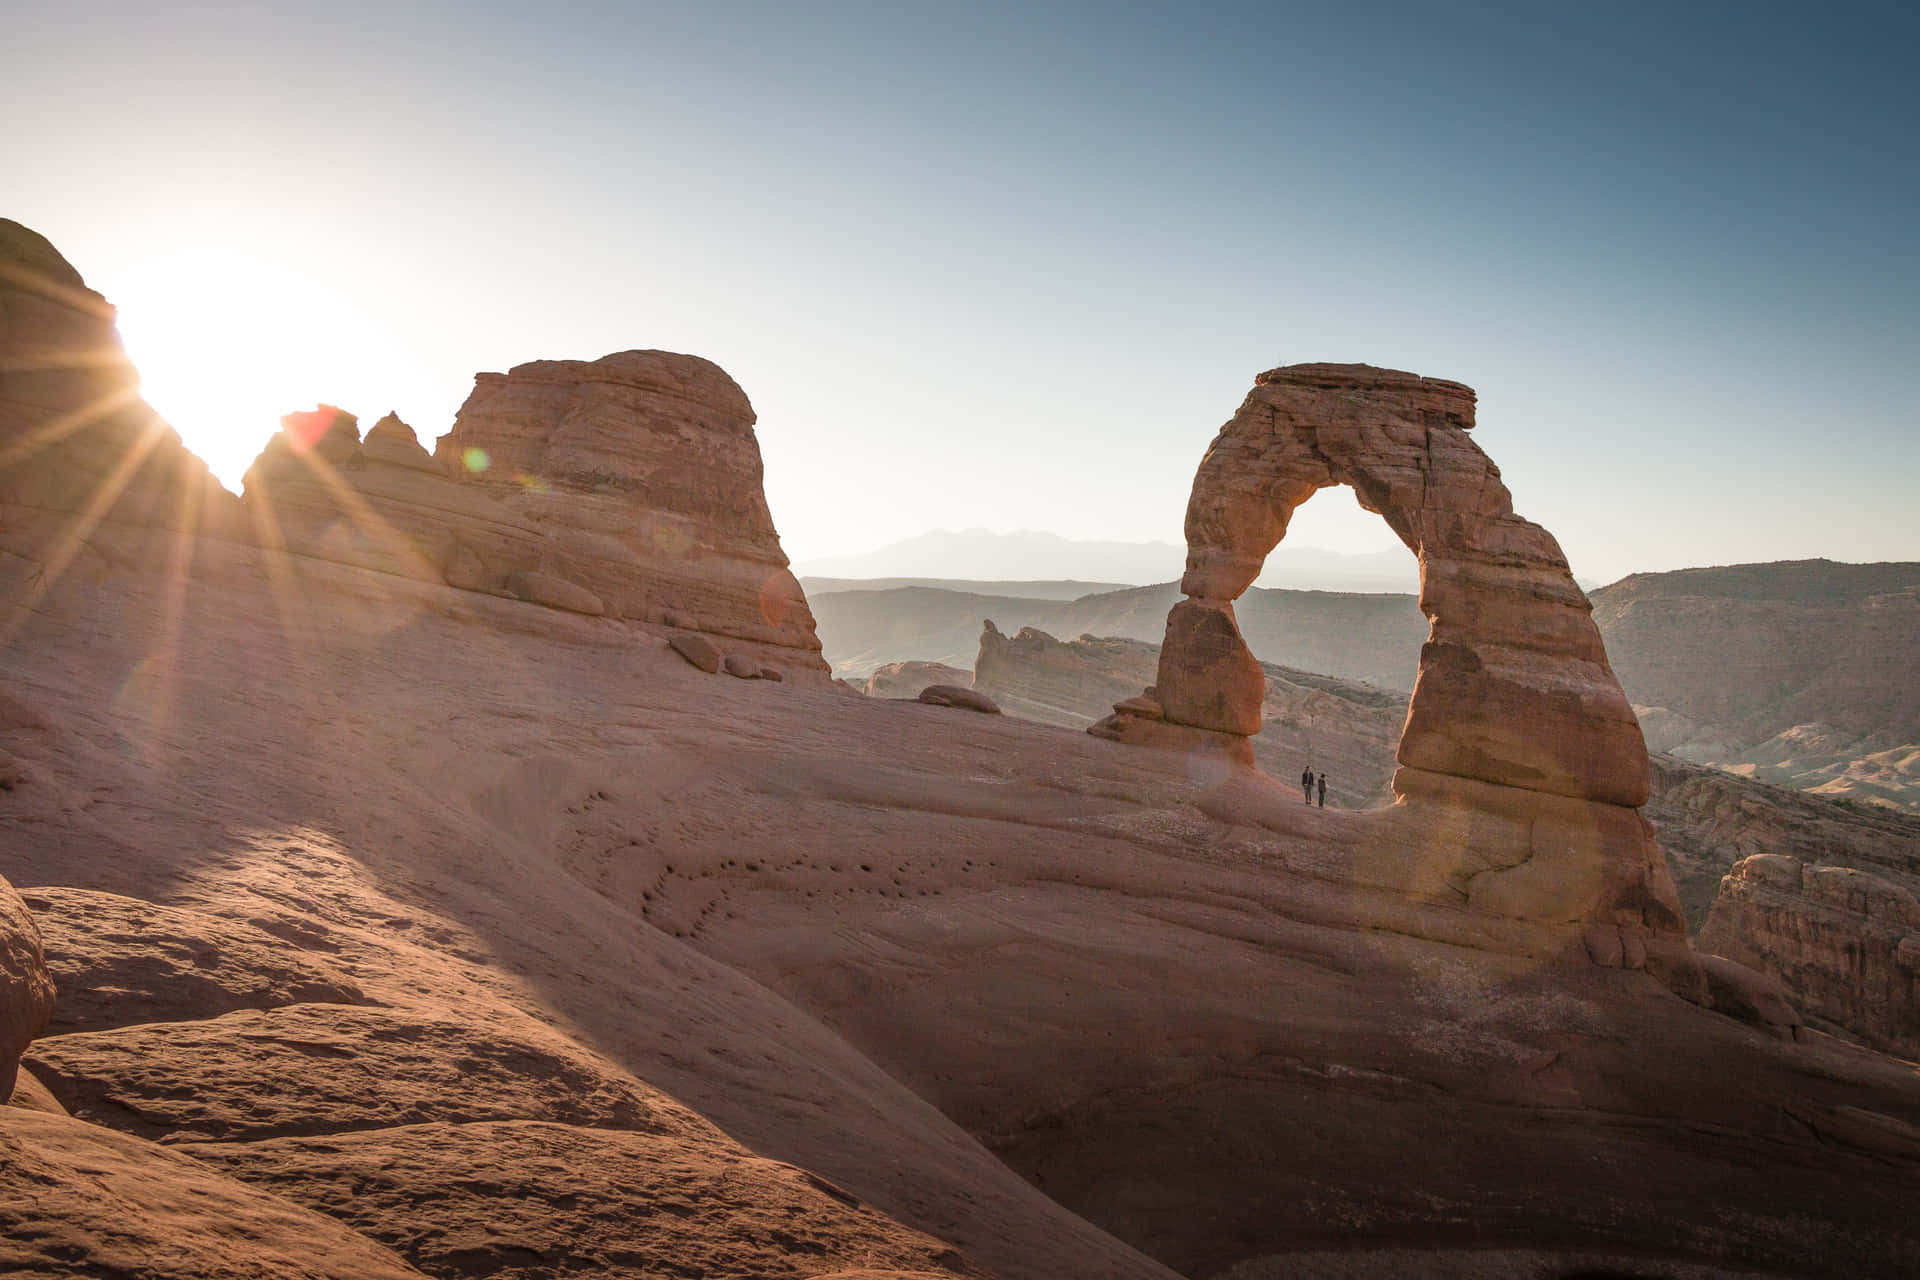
[1301,766,1314,804]
[1317,773,1328,807]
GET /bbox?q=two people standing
[1300,766,1328,807]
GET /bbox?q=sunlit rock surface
[435,350,826,664]
[0,874,54,1098]
[0,218,236,541]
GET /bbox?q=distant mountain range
[793,528,1423,594]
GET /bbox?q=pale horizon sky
[8,1,1916,584]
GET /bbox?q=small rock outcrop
[0,219,235,543]
[241,406,554,592]
[1096,364,1684,947]
[1,875,55,1098]
[434,351,825,665]
[669,633,724,674]
[865,660,974,700]
[919,685,1001,714]
[1700,854,1920,1057]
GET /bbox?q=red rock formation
[1700,854,1920,1057]
[434,351,825,665]
[240,407,556,595]
[0,219,235,544]
[0,874,55,1098]
[1097,363,1685,950]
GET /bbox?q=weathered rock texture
[917,685,1000,714]
[20,886,370,1036]
[0,219,236,541]
[0,874,55,1098]
[0,1106,428,1280]
[1099,364,1681,940]
[241,407,561,597]
[1646,755,1920,931]
[1700,855,1920,1058]
[1594,561,1920,812]
[433,351,826,665]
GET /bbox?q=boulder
[723,653,761,679]
[0,875,55,1098]
[919,685,1001,715]
[1698,953,1803,1038]
[759,666,784,682]
[503,568,606,616]
[670,633,723,674]
[866,660,973,700]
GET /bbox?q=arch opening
[1182,481,1427,810]
[1089,362,1687,938]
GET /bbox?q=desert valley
[6,203,1920,1280]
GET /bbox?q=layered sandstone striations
[1647,755,1920,929]
[1595,560,1920,811]
[1700,855,1920,1058]
[237,382,827,672]
[241,406,557,599]
[1,874,55,1098]
[434,351,825,664]
[0,219,235,544]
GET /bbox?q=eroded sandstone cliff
[434,351,825,661]
[1701,855,1920,1059]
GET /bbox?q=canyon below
[7,214,1920,1280]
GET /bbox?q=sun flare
[110,249,405,492]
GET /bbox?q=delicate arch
[1152,363,1648,809]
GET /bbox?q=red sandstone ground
[6,217,1920,1279]
[7,513,1920,1278]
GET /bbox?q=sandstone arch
[1095,363,1685,941]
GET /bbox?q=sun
[109,249,402,493]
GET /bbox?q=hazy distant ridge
[795,528,1420,594]
[811,580,1429,691]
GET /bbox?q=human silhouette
[1301,766,1313,804]
[1317,773,1328,807]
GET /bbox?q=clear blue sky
[8,1,1916,582]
